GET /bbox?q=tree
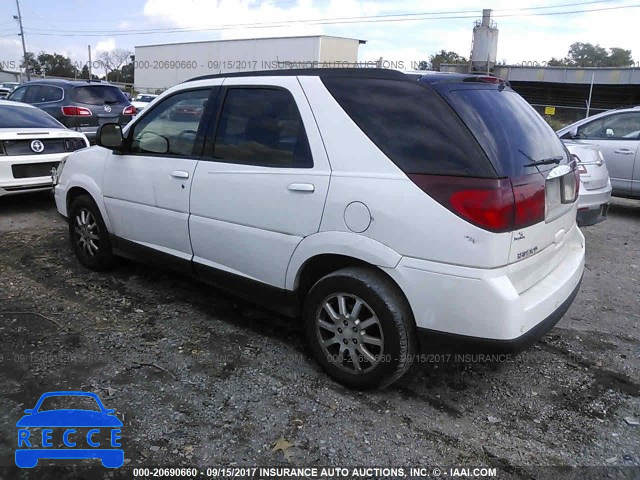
[547,43,634,67]
[36,52,78,78]
[99,49,133,82]
[20,52,41,75]
[605,47,633,67]
[416,60,430,70]
[427,50,468,71]
[78,64,99,80]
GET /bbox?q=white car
[563,142,612,226]
[0,100,88,196]
[53,70,585,388]
[131,94,158,114]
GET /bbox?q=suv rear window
[321,77,496,178]
[71,85,127,105]
[436,85,569,177]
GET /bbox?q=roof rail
[184,67,411,83]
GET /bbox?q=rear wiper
[519,149,563,167]
[104,100,120,105]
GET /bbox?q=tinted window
[72,85,127,105]
[8,86,26,102]
[578,112,640,140]
[130,89,210,156]
[0,105,64,128]
[212,88,312,168]
[23,86,43,103]
[30,85,63,103]
[322,78,494,177]
[439,85,569,177]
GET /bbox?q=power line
[22,3,640,37]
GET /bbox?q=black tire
[68,194,116,271]
[303,267,417,389]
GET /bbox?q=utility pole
[14,0,30,81]
[88,45,92,80]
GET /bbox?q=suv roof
[24,79,105,87]
[185,68,505,86]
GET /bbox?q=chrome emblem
[30,140,45,153]
[104,104,112,113]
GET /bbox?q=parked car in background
[131,93,157,113]
[8,79,134,144]
[0,100,88,196]
[0,82,20,91]
[53,69,584,388]
[0,87,11,99]
[564,142,612,226]
[557,106,640,198]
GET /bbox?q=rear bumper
[416,273,582,353]
[383,224,585,343]
[577,180,612,226]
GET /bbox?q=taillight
[408,174,546,233]
[123,105,135,115]
[61,106,92,116]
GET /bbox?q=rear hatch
[428,79,579,291]
[64,85,133,130]
[564,142,610,190]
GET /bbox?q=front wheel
[68,194,116,270]
[303,267,417,389]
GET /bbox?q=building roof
[136,35,366,49]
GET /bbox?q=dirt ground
[0,192,638,479]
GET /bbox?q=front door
[102,87,214,260]
[576,111,640,195]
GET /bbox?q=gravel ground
[0,192,639,479]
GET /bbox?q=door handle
[170,170,190,179]
[288,183,315,192]
[613,149,634,155]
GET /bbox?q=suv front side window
[578,112,640,140]
[129,89,211,157]
[212,88,312,168]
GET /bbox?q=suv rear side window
[212,88,312,168]
[71,85,127,105]
[321,78,495,177]
[438,85,569,177]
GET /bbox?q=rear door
[102,87,215,261]
[575,111,640,195]
[189,77,331,288]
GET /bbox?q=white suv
[53,69,585,388]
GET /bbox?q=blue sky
[1,0,639,69]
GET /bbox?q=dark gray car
[8,79,134,143]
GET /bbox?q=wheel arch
[64,176,112,232]
[287,232,411,315]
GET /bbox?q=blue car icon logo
[16,391,123,468]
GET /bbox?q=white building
[134,35,366,91]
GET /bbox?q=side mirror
[97,123,124,149]
[105,408,115,414]
[605,128,614,137]
[24,409,34,414]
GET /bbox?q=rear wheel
[303,267,417,389]
[68,195,116,270]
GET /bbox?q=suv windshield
[437,85,569,177]
[71,85,127,105]
[0,105,63,128]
